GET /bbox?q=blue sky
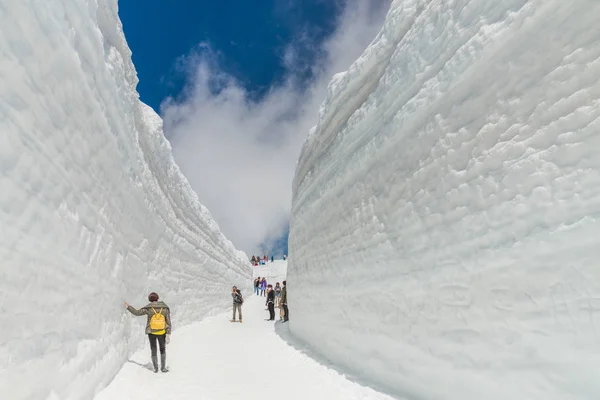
[119,0,341,113]
[119,1,388,256]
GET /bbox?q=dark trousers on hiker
[268,303,275,320]
[283,304,289,321]
[149,334,166,357]
[148,333,167,372]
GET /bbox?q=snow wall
[288,1,600,399]
[0,2,251,399]
[252,260,288,284]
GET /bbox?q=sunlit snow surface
[95,292,394,400]
[0,1,250,399]
[289,0,600,399]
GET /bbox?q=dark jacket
[232,291,243,304]
[127,301,172,335]
[266,290,275,305]
[281,286,287,305]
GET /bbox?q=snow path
[95,294,394,400]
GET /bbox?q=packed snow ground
[289,0,600,399]
[95,291,393,400]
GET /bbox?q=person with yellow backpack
[125,292,172,373]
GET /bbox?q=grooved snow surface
[289,0,600,399]
[0,2,250,399]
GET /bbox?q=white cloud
[161,0,390,256]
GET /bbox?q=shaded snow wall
[289,0,600,399]
[0,1,251,399]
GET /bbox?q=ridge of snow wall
[0,1,251,399]
[288,0,600,399]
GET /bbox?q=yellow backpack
[150,308,166,335]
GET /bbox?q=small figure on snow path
[274,282,284,320]
[260,277,267,297]
[254,277,260,295]
[265,284,275,321]
[125,292,172,373]
[281,281,289,322]
[231,286,243,323]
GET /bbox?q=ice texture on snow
[0,1,250,399]
[289,0,600,399]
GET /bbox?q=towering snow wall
[289,0,600,399]
[0,2,251,399]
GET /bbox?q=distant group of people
[123,277,289,373]
[251,255,271,265]
[250,254,287,266]
[255,276,267,296]
[254,277,288,322]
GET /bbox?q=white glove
[166,334,171,345]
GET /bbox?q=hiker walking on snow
[125,292,171,373]
[231,286,243,323]
[281,281,289,322]
[266,284,275,321]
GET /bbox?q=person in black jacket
[281,280,288,322]
[265,284,275,321]
[254,277,260,295]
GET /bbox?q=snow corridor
[95,263,393,400]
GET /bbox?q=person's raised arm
[125,302,146,316]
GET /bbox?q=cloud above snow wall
[0,1,250,399]
[288,0,600,399]
[161,0,390,257]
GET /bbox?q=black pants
[148,334,166,357]
[283,304,289,321]
[268,302,275,320]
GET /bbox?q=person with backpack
[281,281,289,322]
[231,286,243,323]
[265,284,275,321]
[125,292,171,373]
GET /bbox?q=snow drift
[0,2,250,399]
[288,0,600,399]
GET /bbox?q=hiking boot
[239,319,243,323]
[230,319,237,322]
[151,356,159,373]
[161,354,169,373]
